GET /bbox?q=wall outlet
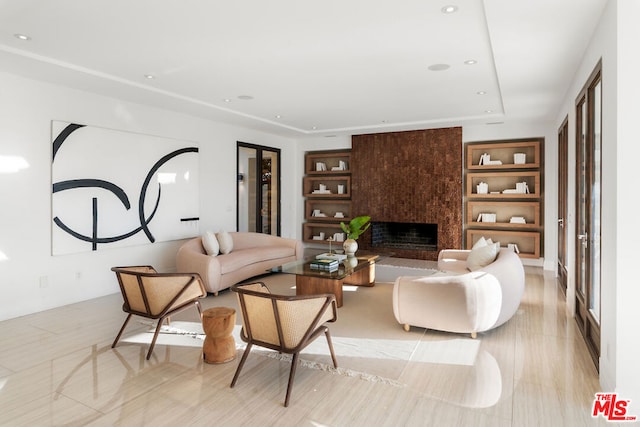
[39,276,48,288]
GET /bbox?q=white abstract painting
[51,121,199,255]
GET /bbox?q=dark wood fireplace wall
[351,128,463,260]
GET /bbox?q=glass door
[237,142,281,235]
[557,117,569,295]
[574,63,602,369]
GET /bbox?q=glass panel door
[237,145,256,232]
[574,62,601,369]
[557,117,569,294]
[237,142,281,235]
[589,80,602,324]
[260,149,279,234]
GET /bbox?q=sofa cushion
[472,236,488,249]
[202,231,219,256]
[218,247,295,274]
[216,231,234,254]
[466,241,499,271]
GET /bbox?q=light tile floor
[0,265,616,426]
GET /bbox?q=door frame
[236,142,281,236]
[574,61,602,370]
[557,116,569,295]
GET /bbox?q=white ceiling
[0,0,607,137]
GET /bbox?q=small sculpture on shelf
[513,153,526,164]
[479,153,502,166]
[476,182,489,194]
[312,183,331,194]
[331,160,348,171]
[477,213,496,223]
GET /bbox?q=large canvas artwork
[51,121,199,255]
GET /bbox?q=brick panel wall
[351,127,463,260]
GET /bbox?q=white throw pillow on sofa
[202,231,219,256]
[216,231,234,255]
[467,241,499,271]
[472,236,488,249]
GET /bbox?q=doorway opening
[237,142,281,235]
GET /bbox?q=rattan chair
[111,265,206,360]
[230,282,338,407]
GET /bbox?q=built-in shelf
[303,176,351,198]
[467,140,540,170]
[466,229,541,259]
[303,150,352,245]
[305,200,352,222]
[303,222,346,245]
[466,201,540,229]
[464,138,544,259]
[466,171,540,198]
[305,150,351,175]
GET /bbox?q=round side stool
[202,307,236,364]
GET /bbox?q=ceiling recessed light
[223,98,231,103]
[441,5,458,14]
[237,95,254,100]
[464,59,477,65]
[428,63,450,71]
[485,110,493,113]
[312,126,317,130]
[14,33,31,41]
[275,115,282,119]
[144,74,155,79]
[477,91,487,95]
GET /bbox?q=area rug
[128,272,516,408]
[375,257,439,283]
[131,318,406,387]
[149,274,478,382]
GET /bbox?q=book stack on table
[310,258,339,271]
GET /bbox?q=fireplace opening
[371,222,437,251]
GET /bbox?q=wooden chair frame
[111,265,206,360]
[230,282,338,407]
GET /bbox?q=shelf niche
[464,137,544,260]
[302,149,352,246]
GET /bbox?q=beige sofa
[392,248,525,337]
[176,232,303,295]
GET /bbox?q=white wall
[553,0,640,407]
[554,0,617,393]
[615,0,640,409]
[0,71,297,321]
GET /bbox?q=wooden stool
[202,307,236,364]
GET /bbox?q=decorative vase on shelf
[343,238,358,256]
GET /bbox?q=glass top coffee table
[270,251,388,307]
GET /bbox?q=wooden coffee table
[270,252,385,307]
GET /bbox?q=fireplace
[352,128,462,260]
[371,222,437,251]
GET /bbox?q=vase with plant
[340,215,371,256]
